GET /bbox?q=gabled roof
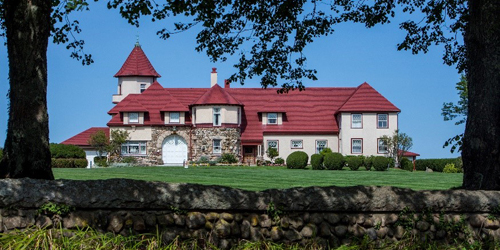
[338,82,400,113]
[114,44,161,78]
[191,84,243,106]
[61,127,109,146]
[401,150,420,157]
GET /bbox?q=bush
[121,156,137,164]
[324,153,345,170]
[319,147,333,157]
[415,158,459,172]
[219,153,238,164]
[364,156,374,171]
[311,154,324,170]
[50,143,86,159]
[346,156,363,171]
[94,156,108,167]
[400,157,413,171]
[209,161,217,166]
[198,156,209,164]
[286,151,308,169]
[443,163,460,173]
[0,147,3,159]
[274,157,285,165]
[372,156,389,171]
[51,158,87,168]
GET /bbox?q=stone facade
[191,127,241,162]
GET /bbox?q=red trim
[351,114,363,129]
[290,140,303,149]
[377,113,389,129]
[263,131,338,135]
[351,138,363,154]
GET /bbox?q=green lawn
[53,166,463,191]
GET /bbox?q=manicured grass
[53,166,463,191]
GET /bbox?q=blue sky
[0,2,463,159]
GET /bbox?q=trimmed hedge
[274,157,285,165]
[415,158,461,172]
[324,153,345,170]
[286,151,309,169]
[364,156,374,171]
[311,154,324,170]
[50,143,85,159]
[346,156,364,171]
[51,158,87,168]
[400,157,413,171]
[373,156,389,171]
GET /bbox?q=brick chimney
[211,68,217,87]
[224,79,230,88]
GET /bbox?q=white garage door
[162,135,188,166]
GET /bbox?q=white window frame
[267,140,279,152]
[351,139,363,154]
[377,114,388,129]
[140,84,147,93]
[121,141,147,156]
[169,112,180,123]
[129,112,139,123]
[316,140,327,154]
[267,113,278,124]
[378,138,388,154]
[213,139,222,154]
[213,107,221,126]
[291,140,303,149]
[351,114,362,129]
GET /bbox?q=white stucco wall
[194,106,240,125]
[85,150,99,168]
[113,76,155,103]
[339,112,398,156]
[111,127,152,141]
[164,112,186,124]
[262,134,339,162]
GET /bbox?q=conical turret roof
[114,43,161,78]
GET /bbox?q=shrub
[373,156,389,171]
[364,156,374,171]
[50,143,86,159]
[274,157,285,165]
[400,157,413,171]
[443,163,460,173]
[219,153,238,164]
[94,156,108,167]
[121,156,137,164]
[319,147,333,157]
[51,158,87,168]
[266,148,279,162]
[415,158,458,172]
[209,161,217,166]
[346,156,363,171]
[311,154,324,170]
[286,151,308,169]
[198,156,209,164]
[324,153,345,170]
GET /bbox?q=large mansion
[62,43,404,167]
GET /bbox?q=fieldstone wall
[191,127,241,162]
[1,179,499,249]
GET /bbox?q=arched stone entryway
[162,135,188,166]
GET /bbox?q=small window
[121,141,147,155]
[267,140,278,152]
[213,139,221,154]
[352,114,362,128]
[316,140,327,154]
[213,107,221,126]
[352,139,363,154]
[291,140,303,149]
[129,112,139,123]
[140,84,147,93]
[170,112,180,123]
[378,139,388,154]
[267,113,278,124]
[378,114,388,128]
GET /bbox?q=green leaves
[442,75,467,153]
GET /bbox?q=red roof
[61,127,109,146]
[401,150,420,157]
[191,84,242,106]
[338,82,400,113]
[114,44,161,78]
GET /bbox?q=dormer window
[129,112,139,123]
[140,84,146,93]
[213,107,221,126]
[267,113,277,124]
[170,112,180,123]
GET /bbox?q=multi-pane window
[267,140,278,152]
[351,139,362,154]
[213,139,222,154]
[170,112,180,123]
[267,113,278,124]
[378,114,388,128]
[121,141,147,155]
[316,140,327,154]
[291,140,303,149]
[378,139,388,154]
[352,114,362,128]
[140,84,147,93]
[213,107,221,126]
[129,112,139,123]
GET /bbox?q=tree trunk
[0,0,54,179]
[462,0,500,189]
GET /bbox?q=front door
[243,146,256,165]
[162,135,188,166]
